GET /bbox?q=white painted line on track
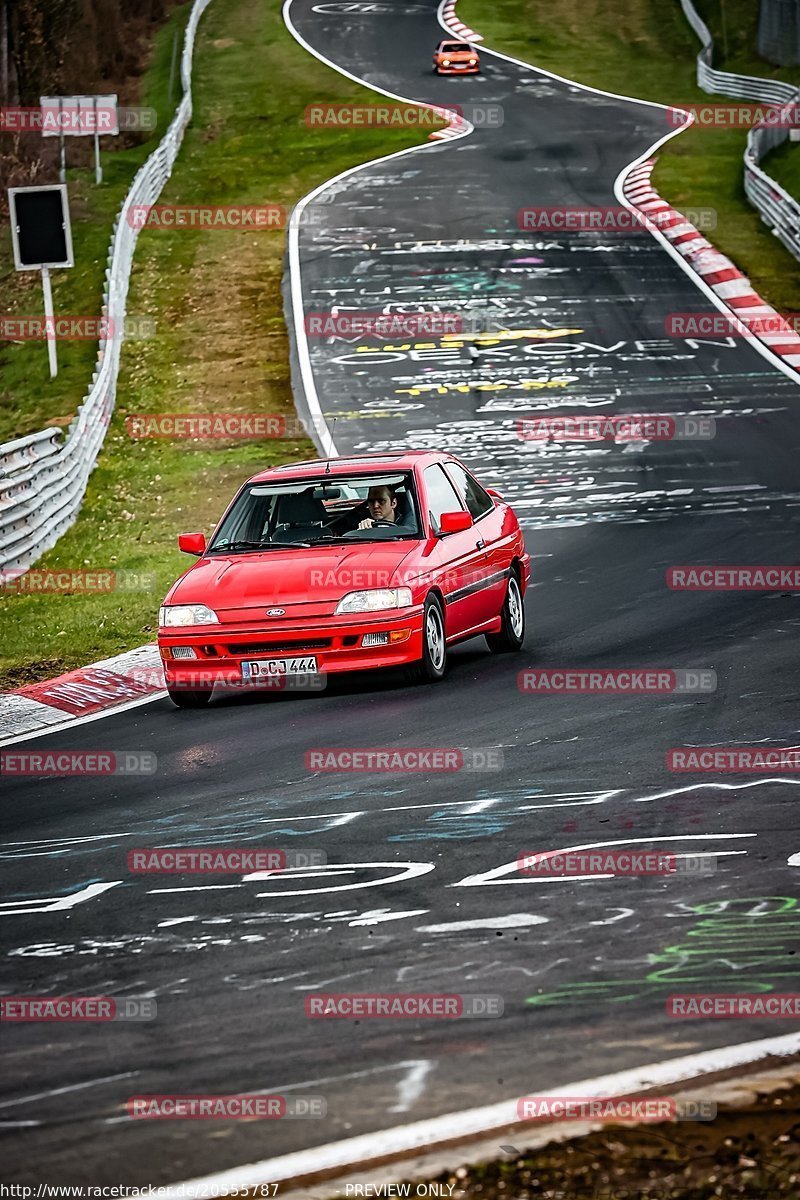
[436,0,800,386]
[453,832,755,887]
[162,1032,800,1194]
[283,0,474,461]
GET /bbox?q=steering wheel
[342,518,397,537]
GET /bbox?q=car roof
[247,450,452,484]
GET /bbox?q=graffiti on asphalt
[526,896,800,1005]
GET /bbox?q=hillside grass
[0,0,443,688]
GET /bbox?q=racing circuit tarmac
[1,0,799,1186]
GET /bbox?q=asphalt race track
[2,0,800,1185]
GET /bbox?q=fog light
[171,646,198,659]
[362,632,389,647]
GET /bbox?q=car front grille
[224,639,332,655]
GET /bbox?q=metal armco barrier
[758,0,800,66]
[0,0,214,574]
[681,0,800,265]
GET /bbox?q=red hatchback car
[158,451,529,706]
[433,40,480,74]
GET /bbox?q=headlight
[159,604,220,627]
[335,588,413,615]
[442,58,450,65]
[469,58,477,64]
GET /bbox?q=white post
[58,98,66,182]
[93,97,102,183]
[41,266,57,378]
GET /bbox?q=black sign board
[8,185,73,270]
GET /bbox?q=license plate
[242,656,317,678]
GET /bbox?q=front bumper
[435,63,479,73]
[158,608,424,690]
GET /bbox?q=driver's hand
[357,517,375,530]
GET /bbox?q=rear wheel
[167,687,212,708]
[486,571,525,653]
[408,594,447,683]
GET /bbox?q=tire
[486,570,525,653]
[408,593,448,683]
[167,687,212,708]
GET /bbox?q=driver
[357,484,398,529]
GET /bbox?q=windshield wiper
[207,539,311,553]
[310,536,359,545]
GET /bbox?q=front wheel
[167,687,212,708]
[408,594,447,683]
[486,572,525,653]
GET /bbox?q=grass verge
[458,0,800,312]
[0,2,194,445]
[416,1079,800,1198]
[0,0,443,689]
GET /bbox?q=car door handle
[475,538,486,550]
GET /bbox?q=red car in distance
[158,451,529,707]
[433,39,480,75]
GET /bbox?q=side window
[423,464,464,533]
[445,462,494,520]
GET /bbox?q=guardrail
[0,0,214,574]
[680,0,800,264]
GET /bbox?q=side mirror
[486,487,503,500]
[439,510,473,535]
[178,532,206,556]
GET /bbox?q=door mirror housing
[438,510,473,535]
[485,487,503,500]
[178,532,206,556]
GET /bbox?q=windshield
[208,473,421,553]
[442,42,472,51]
